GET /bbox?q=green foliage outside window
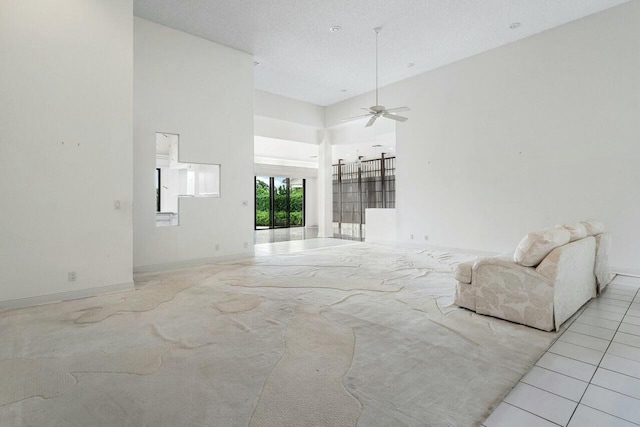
[255,179,304,227]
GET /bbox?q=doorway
[255,176,305,229]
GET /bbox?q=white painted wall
[134,18,254,269]
[0,0,134,302]
[255,90,325,129]
[305,178,319,228]
[365,209,397,244]
[326,2,640,270]
[253,91,325,232]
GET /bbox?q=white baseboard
[0,281,134,310]
[133,251,255,275]
[610,266,640,278]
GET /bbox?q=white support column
[317,131,334,238]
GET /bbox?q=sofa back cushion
[514,228,571,267]
[581,219,605,236]
[557,222,588,242]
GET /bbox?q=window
[255,176,305,229]
[156,132,221,227]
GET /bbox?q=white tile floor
[254,237,360,256]
[253,226,319,244]
[484,275,640,427]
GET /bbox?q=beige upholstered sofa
[454,220,612,331]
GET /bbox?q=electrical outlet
[215,244,220,251]
[424,235,429,241]
[410,234,414,240]
[68,272,77,282]
[243,242,248,249]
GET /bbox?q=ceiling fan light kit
[342,27,410,127]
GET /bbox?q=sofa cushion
[581,219,605,236]
[514,228,571,267]
[557,222,588,242]
[454,260,474,284]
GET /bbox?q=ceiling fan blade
[384,106,410,113]
[342,113,372,122]
[382,113,408,122]
[365,115,379,127]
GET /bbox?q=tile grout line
[599,365,640,381]
[546,349,602,366]
[587,383,640,404]
[579,311,625,322]
[579,402,640,426]
[533,364,589,384]
[574,318,620,330]
[557,331,610,351]
[567,325,617,340]
[518,380,582,403]
[498,401,564,427]
[566,285,640,426]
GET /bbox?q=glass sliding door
[289,178,304,226]
[272,177,289,228]
[254,176,305,229]
[255,176,271,229]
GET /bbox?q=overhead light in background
[407,62,415,68]
[330,26,341,33]
[253,61,261,67]
[510,22,521,29]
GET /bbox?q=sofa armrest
[473,257,553,285]
[454,260,474,284]
[473,257,555,331]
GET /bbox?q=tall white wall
[253,90,325,231]
[255,90,325,129]
[326,2,640,270]
[134,18,254,269]
[0,0,134,302]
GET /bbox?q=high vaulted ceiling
[134,0,628,107]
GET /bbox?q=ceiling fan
[343,27,410,127]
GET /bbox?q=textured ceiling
[134,0,628,106]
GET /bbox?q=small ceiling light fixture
[330,26,342,33]
[510,22,521,29]
[407,62,415,68]
[253,61,261,67]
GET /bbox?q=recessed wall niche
[155,133,220,227]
